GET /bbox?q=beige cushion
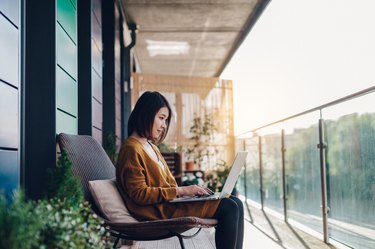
[88,179,138,223]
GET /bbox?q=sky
[220,0,375,136]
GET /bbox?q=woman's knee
[230,196,244,214]
[214,197,240,219]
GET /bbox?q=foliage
[252,112,375,225]
[0,152,110,249]
[46,149,83,207]
[35,198,109,249]
[104,132,118,165]
[157,142,182,154]
[185,113,217,169]
[205,160,231,192]
[0,190,44,249]
[182,171,205,186]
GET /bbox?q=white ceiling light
[146,40,190,57]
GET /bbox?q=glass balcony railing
[236,86,375,249]
[283,111,322,232]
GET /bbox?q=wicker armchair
[57,133,218,249]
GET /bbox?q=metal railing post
[318,118,329,243]
[281,129,287,221]
[243,139,248,201]
[259,136,264,209]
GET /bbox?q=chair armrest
[105,216,218,236]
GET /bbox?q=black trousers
[213,196,244,249]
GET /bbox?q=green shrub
[46,149,83,207]
[35,198,109,249]
[0,151,110,249]
[0,190,43,249]
[104,132,118,165]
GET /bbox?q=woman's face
[152,107,169,140]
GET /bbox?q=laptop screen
[220,151,248,197]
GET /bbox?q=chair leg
[113,237,120,249]
[176,234,186,249]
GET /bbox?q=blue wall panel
[91,0,102,143]
[56,24,77,80]
[56,110,77,135]
[92,126,102,144]
[91,13,102,51]
[92,98,102,129]
[56,0,77,136]
[92,68,102,103]
[0,0,19,27]
[56,67,77,116]
[114,5,121,142]
[0,150,18,195]
[0,1,19,196]
[92,0,101,27]
[0,84,18,148]
[116,98,121,119]
[116,119,121,146]
[70,0,76,9]
[57,0,77,43]
[0,15,19,87]
[92,40,102,77]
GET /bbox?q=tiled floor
[120,200,339,249]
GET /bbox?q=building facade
[0,0,134,199]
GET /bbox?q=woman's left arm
[120,149,178,205]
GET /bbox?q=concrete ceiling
[122,0,270,78]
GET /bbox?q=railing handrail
[237,84,375,136]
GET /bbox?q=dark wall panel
[77,0,93,135]
[0,150,18,195]
[0,14,19,87]
[23,0,56,199]
[102,0,116,144]
[56,67,77,116]
[0,84,18,148]
[0,0,19,27]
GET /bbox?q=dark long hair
[127,91,172,144]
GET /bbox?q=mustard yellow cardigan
[116,137,220,220]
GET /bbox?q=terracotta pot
[185,161,195,171]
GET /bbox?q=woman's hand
[176,185,213,197]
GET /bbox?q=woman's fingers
[195,185,212,195]
[178,185,214,196]
[204,187,215,195]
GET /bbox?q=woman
[116,91,244,249]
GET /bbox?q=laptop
[169,151,248,203]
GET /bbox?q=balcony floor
[120,200,339,249]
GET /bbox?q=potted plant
[185,113,216,170]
